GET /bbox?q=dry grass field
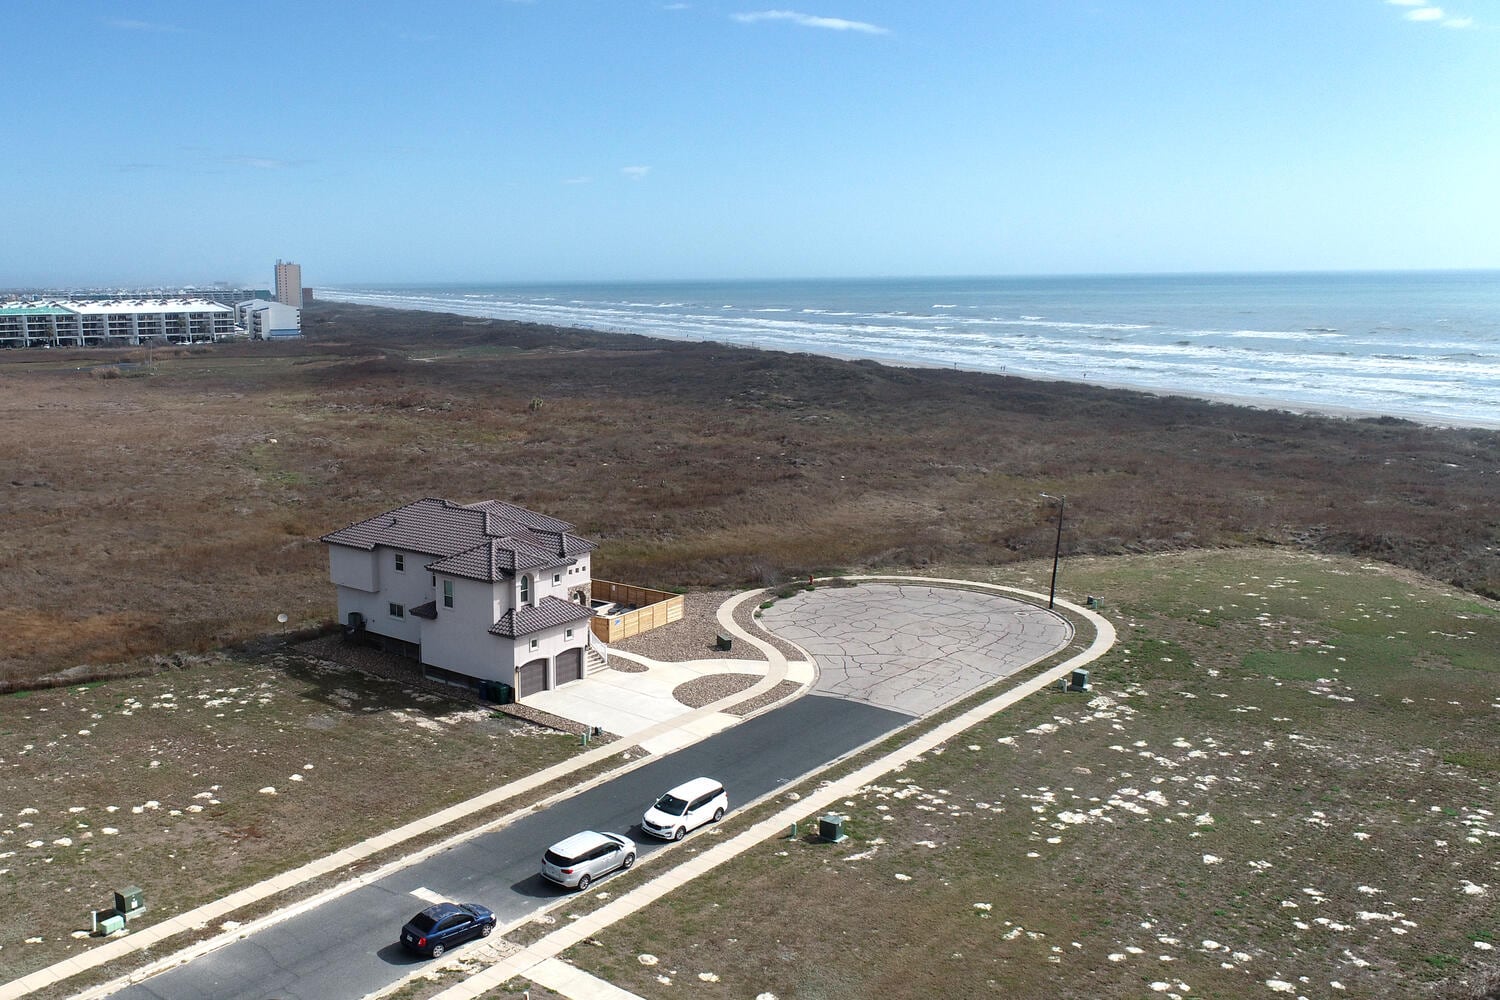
[1,303,1496,996]
[567,551,1498,1000]
[1,300,1496,693]
[0,642,578,985]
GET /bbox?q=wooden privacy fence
[589,579,685,643]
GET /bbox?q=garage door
[556,648,583,685]
[517,658,548,698]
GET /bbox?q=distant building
[274,260,302,308]
[0,298,237,348]
[236,298,302,339]
[301,287,314,303]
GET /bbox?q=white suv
[642,777,728,841]
[541,831,636,891]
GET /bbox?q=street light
[1040,492,1065,610]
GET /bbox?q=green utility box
[114,886,146,920]
[481,681,514,704]
[96,913,125,936]
[819,814,848,843]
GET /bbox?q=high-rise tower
[274,260,303,308]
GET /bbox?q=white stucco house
[320,498,601,698]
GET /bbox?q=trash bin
[482,681,514,705]
[716,634,733,652]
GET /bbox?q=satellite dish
[277,613,289,624]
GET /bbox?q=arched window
[519,575,531,605]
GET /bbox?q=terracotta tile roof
[320,498,596,583]
[489,596,596,638]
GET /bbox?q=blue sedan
[399,902,496,958]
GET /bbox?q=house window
[529,638,539,651]
[389,603,405,619]
[520,575,531,604]
[394,553,405,572]
[442,580,454,609]
[565,628,574,640]
[553,572,561,585]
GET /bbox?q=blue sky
[3,1,1497,286]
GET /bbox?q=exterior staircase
[584,643,609,676]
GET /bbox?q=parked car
[642,777,728,841]
[399,901,496,958]
[541,831,637,890]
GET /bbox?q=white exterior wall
[519,623,577,686]
[329,545,378,592]
[420,575,513,681]
[329,545,430,644]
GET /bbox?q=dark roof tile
[489,597,595,638]
[321,498,597,583]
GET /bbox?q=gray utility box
[819,814,848,843]
[1067,669,1092,692]
[114,886,146,920]
[716,633,733,652]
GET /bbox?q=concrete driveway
[758,582,1071,715]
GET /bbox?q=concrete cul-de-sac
[759,582,1074,716]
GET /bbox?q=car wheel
[673,826,686,841]
[430,943,445,958]
[577,873,592,891]
[622,852,636,870]
[481,923,493,938]
[712,807,724,823]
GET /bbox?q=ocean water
[319,272,1500,428]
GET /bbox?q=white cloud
[563,176,593,185]
[621,165,651,180]
[732,10,890,35]
[1388,1,1476,28]
[664,2,692,8]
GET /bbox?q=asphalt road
[111,695,910,1000]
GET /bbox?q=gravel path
[672,673,759,708]
[611,589,807,664]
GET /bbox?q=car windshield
[654,793,689,816]
[409,912,439,932]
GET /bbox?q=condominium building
[0,299,238,348]
[274,260,303,308]
[235,298,303,339]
